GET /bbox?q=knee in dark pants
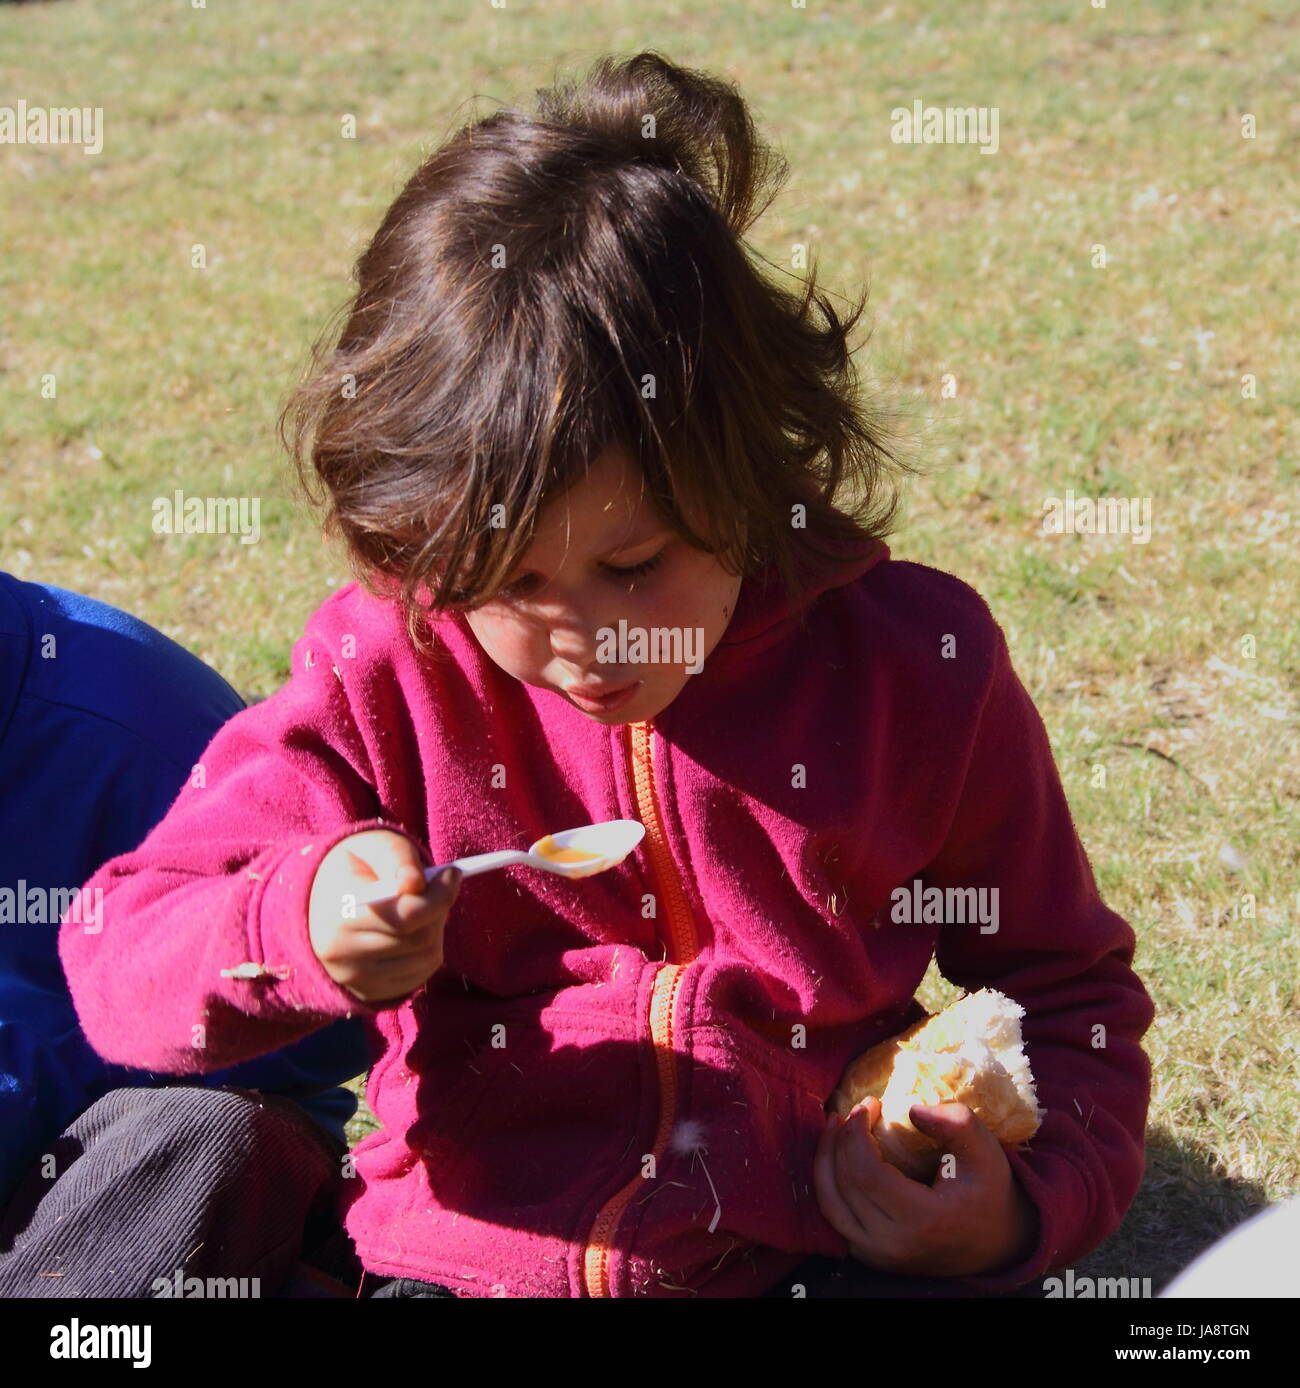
[363,1274,459,1298]
[0,1084,348,1299]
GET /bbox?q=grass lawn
[3,0,1296,1294]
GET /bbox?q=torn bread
[828,988,1044,1182]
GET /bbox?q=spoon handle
[423,850,529,881]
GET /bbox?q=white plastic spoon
[421,818,646,884]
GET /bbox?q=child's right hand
[308,829,462,1006]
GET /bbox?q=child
[59,51,1154,1299]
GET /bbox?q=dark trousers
[0,1084,347,1298]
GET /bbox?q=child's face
[462,445,743,724]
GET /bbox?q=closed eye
[602,551,665,580]
[498,548,666,598]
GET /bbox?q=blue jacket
[0,571,371,1206]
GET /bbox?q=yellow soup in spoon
[534,835,603,864]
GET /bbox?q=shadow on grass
[1070,1124,1272,1295]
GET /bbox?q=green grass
[4,0,1297,1295]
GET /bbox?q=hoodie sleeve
[58,615,409,1075]
[919,618,1155,1294]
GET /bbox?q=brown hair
[279,50,918,656]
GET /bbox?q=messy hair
[279,50,917,656]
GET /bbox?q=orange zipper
[581,718,700,1297]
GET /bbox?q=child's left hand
[812,1096,1039,1278]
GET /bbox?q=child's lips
[566,678,636,698]
[565,680,641,711]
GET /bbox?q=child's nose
[548,622,608,671]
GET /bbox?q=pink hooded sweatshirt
[60,540,1154,1297]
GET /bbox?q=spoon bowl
[422,818,645,883]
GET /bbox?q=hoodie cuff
[247,818,429,1020]
[945,1148,1079,1296]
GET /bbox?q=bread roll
[828,989,1043,1182]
